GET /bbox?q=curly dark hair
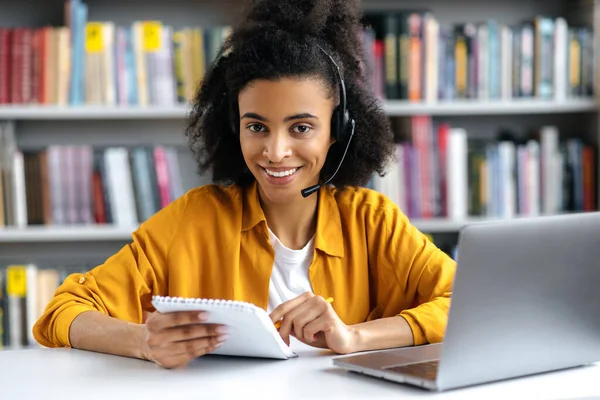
[185,0,396,188]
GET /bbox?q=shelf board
[0,105,191,120]
[383,98,598,116]
[0,217,515,242]
[410,217,496,232]
[0,98,596,120]
[0,225,136,242]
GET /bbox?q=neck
[258,188,319,250]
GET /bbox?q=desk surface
[1,340,599,399]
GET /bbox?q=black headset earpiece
[316,45,351,143]
[300,45,356,198]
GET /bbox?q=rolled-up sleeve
[32,195,188,348]
[370,200,456,345]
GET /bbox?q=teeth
[265,168,298,177]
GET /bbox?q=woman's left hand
[269,292,357,354]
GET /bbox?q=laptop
[333,212,600,391]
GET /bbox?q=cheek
[239,138,255,162]
[300,140,332,165]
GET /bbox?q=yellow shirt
[33,182,456,348]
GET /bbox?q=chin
[259,185,303,204]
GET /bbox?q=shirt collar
[241,181,344,257]
[241,181,266,232]
[314,185,344,257]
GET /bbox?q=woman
[33,0,456,369]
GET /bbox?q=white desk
[1,340,599,399]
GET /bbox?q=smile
[261,166,302,185]
[264,168,299,177]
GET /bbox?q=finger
[152,334,229,366]
[302,315,333,343]
[146,323,229,348]
[270,292,314,323]
[291,305,326,342]
[146,311,208,332]
[170,324,229,342]
[277,302,311,344]
[278,296,323,343]
[172,333,229,357]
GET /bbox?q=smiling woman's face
[237,77,335,204]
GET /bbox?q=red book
[437,123,450,218]
[32,28,44,104]
[0,28,12,104]
[11,28,23,104]
[21,28,34,104]
[92,171,107,224]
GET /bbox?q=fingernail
[216,325,229,334]
[217,334,229,342]
[198,312,209,321]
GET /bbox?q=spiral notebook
[151,296,297,359]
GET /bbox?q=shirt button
[79,277,85,284]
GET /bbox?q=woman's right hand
[142,311,229,369]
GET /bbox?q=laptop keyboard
[384,360,439,381]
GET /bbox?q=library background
[0,0,597,349]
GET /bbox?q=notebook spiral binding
[152,296,258,312]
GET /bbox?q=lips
[260,166,302,185]
[264,167,298,177]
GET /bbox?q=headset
[229,44,356,198]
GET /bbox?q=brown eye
[292,125,311,134]
[248,123,266,133]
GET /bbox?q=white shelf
[383,98,598,116]
[410,217,497,232]
[0,105,191,120]
[0,99,595,120]
[0,225,136,242]
[0,213,589,242]
[0,217,521,242]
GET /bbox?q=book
[151,296,297,360]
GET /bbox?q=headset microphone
[300,119,355,198]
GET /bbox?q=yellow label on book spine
[85,22,104,53]
[142,21,162,52]
[6,266,27,297]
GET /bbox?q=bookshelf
[0,0,596,239]
[0,0,595,243]
[0,0,598,349]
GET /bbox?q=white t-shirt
[266,227,315,313]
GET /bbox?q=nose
[264,131,292,163]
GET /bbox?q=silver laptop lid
[437,212,600,391]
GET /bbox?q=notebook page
[151,296,297,359]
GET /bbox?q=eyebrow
[240,112,318,122]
